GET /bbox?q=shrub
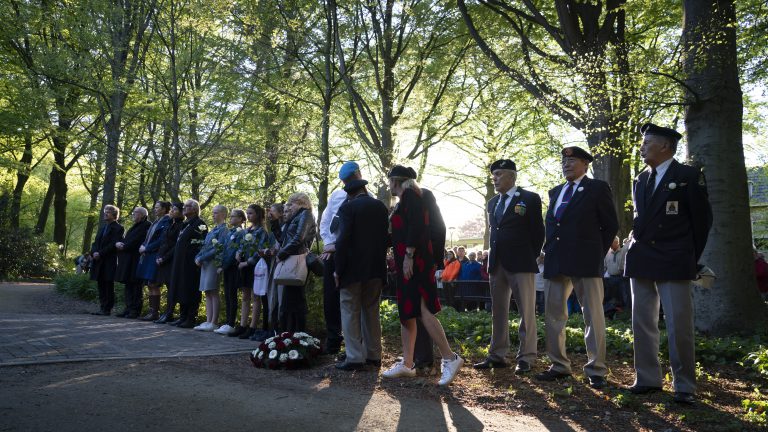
[0,228,64,280]
[54,272,99,301]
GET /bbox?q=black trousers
[97,279,115,313]
[124,280,143,314]
[415,318,434,364]
[322,254,343,347]
[280,285,307,333]
[180,291,201,321]
[223,268,239,327]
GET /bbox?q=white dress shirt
[319,189,347,246]
[554,173,587,210]
[649,157,674,190]
[494,186,518,217]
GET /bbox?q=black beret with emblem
[640,123,683,142]
[387,165,417,179]
[561,146,594,162]
[489,159,517,172]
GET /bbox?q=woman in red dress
[383,165,464,386]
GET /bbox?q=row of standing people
[88,195,318,340]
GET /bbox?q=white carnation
[212,238,218,244]
[268,342,276,349]
[288,350,299,360]
[284,338,292,345]
[244,233,253,241]
[258,351,264,359]
[269,350,278,359]
[279,353,288,363]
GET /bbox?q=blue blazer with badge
[487,188,544,274]
[624,160,712,280]
[543,177,618,279]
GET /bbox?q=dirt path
[0,282,576,431]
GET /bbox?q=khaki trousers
[489,269,537,363]
[630,278,696,393]
[339,279,383,364]
[545,276,607,377]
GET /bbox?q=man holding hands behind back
[624,123,712,404]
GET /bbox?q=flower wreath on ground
[250,332,322,370]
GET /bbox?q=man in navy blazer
[624,123,712,404]
[536,146,618,389]
[90,205,125,316]
[473,159,544,374]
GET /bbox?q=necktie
[554,182,575,221]
[645,168,657,205]
[494,194,508,224]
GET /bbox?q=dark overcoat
[115,219,151,283]
[335,193,390,288]
[90,221,125,282]
[170,216,207,303]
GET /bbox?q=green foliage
[54,272,98,302]
[742,389,768,424]
[744,346,768,377]
[0,228,63,280]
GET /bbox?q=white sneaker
[438,353,464,386]
[382,361,417,379]
[208,323,219,332]
[193,323,208,331]
[214,324,233,335]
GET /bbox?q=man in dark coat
[115,207,151,318]
[168,199,208,328]
[333,178,390,370]
[474,159,544,374]
[90,205,125,316]
[536,146,619,389]
[136,201,172,321]
[624,123,713,404]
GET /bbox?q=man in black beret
[536,146,618,389]
[624,123,712,404]
[474,159,544,374]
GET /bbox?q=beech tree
[682,0,766,333]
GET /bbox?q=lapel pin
[668,182,677,190]
[577,187,584,192]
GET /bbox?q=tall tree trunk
[10,131,34,228]
[35,169,55,234]
[82,152,104,254]
[682,0,766,333]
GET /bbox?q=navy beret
[343,179,368,193]
[640,123,683,142]
[489,159,517,172]
[388,165,417,179]
[561,146,594,162]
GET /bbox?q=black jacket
[115,219,151,283]
[624,160,712,280]
[543,177,618,279]
[277,208,316,261]
[335,193,390,288]
[487,187,544,274]
[170,216,207,302]
[90,221,125,282]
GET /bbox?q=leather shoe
[228,326,246,337]
[588,375,607,389]
[239,327,256,339]
[168,317,185,326]
[627,384,663,394]
[335,361,365,371]
[673,392,695,404]
[366,358,382,367]
[473,358,510,370]
[535,369,571,381]
[154,313,173,324]
[514,360,531,375]
[177,319,195,329]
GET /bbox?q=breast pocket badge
[666,201,679,215]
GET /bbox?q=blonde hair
[287,192,312,210]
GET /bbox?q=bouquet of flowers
[250,331,322,370]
